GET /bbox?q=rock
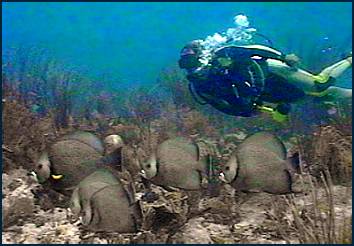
[2,168,36,229]
[170,218,212,244]
[2,168,81,244]
[140,184,189,232]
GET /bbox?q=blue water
[2,2,352,88]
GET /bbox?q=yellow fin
[272,111,288,123]
[257,105,275,113]
[51,174,63,180]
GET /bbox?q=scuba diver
[178,40,352,122]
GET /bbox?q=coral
[306,125,352,185]
[108,124,142,146]
[139,184,189,233]
[126,86,163,128]
[179,109,218,138]
[2,95,56,172]
[157,68,196,111]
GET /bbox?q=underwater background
[3,2,352,89]
[2,1,352,140]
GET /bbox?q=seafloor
[2,95,352,244]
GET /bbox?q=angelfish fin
[288,152,300,173]
[51,174,63,180]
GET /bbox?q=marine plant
[2,84,55,172]
[269,172,352,244]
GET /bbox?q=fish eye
[225,166,230,171]
[146,164,151,169]
[38,164,43,169]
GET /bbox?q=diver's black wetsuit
[188,65,259,117]
[260,74,305,103]
[186,45,306,117]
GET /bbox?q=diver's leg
[315,56,352,82]
[267,57,352,95]
[267,59,324,92]
[323,86,352,99]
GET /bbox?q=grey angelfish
[140,137,211,191]
[70,168,141,232]
[220,132,299,194]
[32,131,124,194]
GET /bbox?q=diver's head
[178,40,203,71]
